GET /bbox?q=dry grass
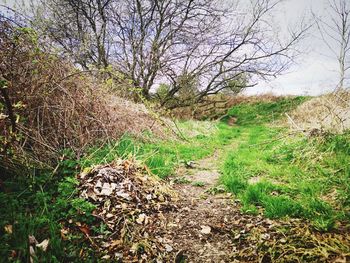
[289,90,350,133]
[173,120,218,139]
[0,22,163,167]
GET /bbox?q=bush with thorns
[0,21,162,171]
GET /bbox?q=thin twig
[248,131,304,148]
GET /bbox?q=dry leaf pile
[28,235,50,263]
[77,160,177,261]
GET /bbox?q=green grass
[220,97,350,231]
[0,168,97,262]
[225,96,307,125]
[78,121,243,179]
[1,95,348,261]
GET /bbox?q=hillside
[290,91,350,133]
[1,96,349,262]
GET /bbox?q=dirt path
[160,142,275,262]
[167,151,240,262]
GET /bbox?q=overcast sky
[246,0,348,96]
[1,0,348,96]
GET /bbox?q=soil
[161,147,275,262]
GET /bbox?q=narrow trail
[168,149,240,262]
[160,136,283,262]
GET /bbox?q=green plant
[0,160,98,262]
[173,177,192,184]
[192,181,206,187]
[241,182,273,206]
[263,195,303,219]
[92,223,111,236]
[220,173,247,195]
[312,217,336,232]
[241,204,259,215]
[225,96,307,125]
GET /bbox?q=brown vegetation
[0,22,163,167]
[76,159,176,261]
[289,91,350,133]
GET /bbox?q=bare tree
[33,0,113,70]
[107,0,226,99]
[315,0,350,90]
[156,0,309,108]
[31,0,308,107]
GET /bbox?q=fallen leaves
[36,239,50,252]
[77,224,91,236]
[227,215,350,263]
[136,213,147,224]
[60,228,69,240]
[165,244,173,252]
[28,235,50,263]
[76,159,177,261]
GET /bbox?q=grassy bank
[220,98,350,231]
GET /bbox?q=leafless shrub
[0,21,163,168]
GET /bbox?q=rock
[200,225,211,234]
[165,244,173,252]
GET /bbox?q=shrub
[0,21,163,172]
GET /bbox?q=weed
[205,185,226,195]
[173,177,192,184]
[220,173,247,195]
[312,217,336,232]
[263,195,303,219]
[241,182,274,206]
[241,204,259,215]
[0,164,98,261]
[192,181,206,187]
